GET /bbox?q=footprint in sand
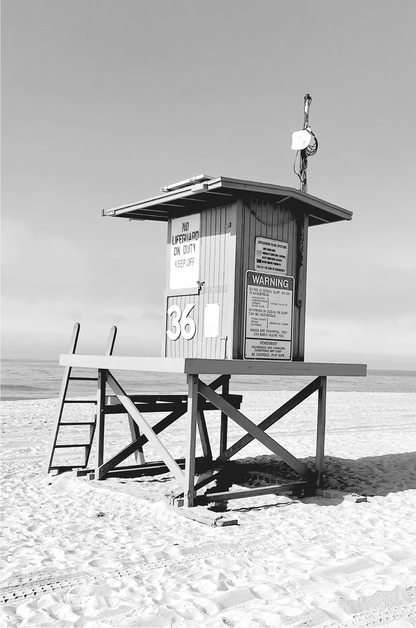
[250,583,286,599]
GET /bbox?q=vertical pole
[184,374,198,507]
[300,93,312,194]
[95,369,107,479]
[316,376,327,488]
[220,375,230,454]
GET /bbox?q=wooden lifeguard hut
[47,97,366,521]
[105,175,352,363]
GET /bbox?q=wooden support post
[220,375,230,454]
[196,410,212,460]
[184,374,198,507]
[95,369,107,478]
[316,376,327,488]
[128,415,146,464]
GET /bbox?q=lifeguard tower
[47,98,366,522]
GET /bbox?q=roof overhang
[103,176,352,226]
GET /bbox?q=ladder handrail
[46,323,118,473]
[45,323,81,472]
[105,326,117,356]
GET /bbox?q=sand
[1,390,416,627]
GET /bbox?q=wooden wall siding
[165,204,236,359]
[232,195,308,360]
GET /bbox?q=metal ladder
[45,323,117,473]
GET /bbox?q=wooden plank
[95,369,107,477]
[185,360,367,377]
[63,400,97,404]
[60,354,367,377]
[220,376,230,454]
[77,456,209,479]
[105,326,117,356]
[315,489,368,503]
[60,355,187,372]
[128,415,145,464]
[105,394,188,404]
[103,372,185,487]
[45,322,80,473]
[217,377,321,463]
[184,375,198,507]
[198,381,312,478]
[167,505,238,527]
[196,411,212,460]
[197,481,310,504]
[316,376,327,488]
[102,394,241,415]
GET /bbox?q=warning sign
[245,271,294,360]
[170,214,200,290]
[254,237,288,274]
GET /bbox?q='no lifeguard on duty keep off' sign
[169,215,200,290]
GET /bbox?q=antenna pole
[300,93,312,193]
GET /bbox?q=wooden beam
[127,415,145,464]
[197,481,310,504]
[198,381,312,479]
[196,410,212,460]
[316,376,327,488]
[184,375,198,507]
[60,355,187,372]
[59,354,367,378]
[185,360,367,377]
[105,326,117,356]
[105,372,185,488]
[94,369,107,477]
[220,376,230,454]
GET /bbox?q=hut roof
[103,175,352,226]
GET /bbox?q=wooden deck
[57,355,366,517]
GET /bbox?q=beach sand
[1,390,415,627]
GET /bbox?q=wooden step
[54,443,92,448]
[50,465,86,470]
[68,376,98,382]
[59,421,96,426]
[64,400,97,404]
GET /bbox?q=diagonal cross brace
[172,377,321,498]
[105,372,185,487]
[97,405,186,478]
[198,380,312,479]
[217,377,321,463]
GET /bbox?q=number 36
[166,303,196,340]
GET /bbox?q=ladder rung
[54,443,92,448]
[60,421,96,426]
[64,400,97,404]
[68,376,98,381]
[50,465,86,470]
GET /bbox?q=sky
[2,0,416,370]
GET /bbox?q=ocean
[1,359,415,401]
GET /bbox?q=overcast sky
[2,0,416,369]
